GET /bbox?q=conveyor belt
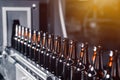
[8,48,59,80]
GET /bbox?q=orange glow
[93,4,97,11]
[108,61,113,67]
[37,35,41,43]
[95,0,118,6]
[92,54,96,63]
[32,33,36,42]
[110,57,113,61]
[80,51,84,58]
[80,47,84,58]
[28,32,31,39]
[24,32,28,39]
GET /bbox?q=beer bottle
[11,20,20,48]
[104,51,114,80]
[111,50,120,80]
[95,45,105,80]
[39,32,47,67]
[17,25,22,51]
[87,46,97,80]
[35,31,42,64]
[23,27,28,56]
[63,40,75,80]
[20,26,25,54]
[56,38,69,79]
[36,31,42,45]
[83,42,90,80]
[72,43,86,80]
[50,36,61,75]
[27,29,32,58]
[44,34,54,71]
[13,25,19,49]
[31,30,37,61]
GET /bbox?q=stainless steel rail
[8,48,59,80]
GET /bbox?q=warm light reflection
[66,0,120,50]
[95,0,118,6]
[92,0,119,14]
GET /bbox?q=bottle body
[44,50,52,71]
[64,58,74,80]
[31,43,36,61]
[56,55,65,79]
[11,20,20,48]
[49,53,58,75]
[35,45,40,64]
[14,37,18,50]
[20,38,24,54]
[23,39,28,56]
[27,41,32,58]
[39,47,46,67]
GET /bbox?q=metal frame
[2,7,31,49]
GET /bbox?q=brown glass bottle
[35,31,42,63]
[11,20,20,48]
[13,25,19,50]
[31,30,37,61]
[27,29,32,58]
[83,42,90,80]
[39,32,47,67]
[36,31,41,45]
[20,26,25,54]
[87,46,97,80]
[23,27,28,56]
[44,34,54,71]
[63,40,75,80]
[104,51,114,80]
[111,50,120,80]
[31,43,36,61]
[50,36,61,75]
[35,44,40,64]
[72,43,86,80]
[56,38,69,79]
[17,25,22,51]
[95,45,105,80]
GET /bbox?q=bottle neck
[21,27,24,39]
[18,26,21,38]
[61,38,68,58]
[32,31,36,43]
[28,29,31,41]
[80,44,85,61]
[108,56,113,68]
[42,36,47,48]
[54,36,61,54]
[37,33,41,44]
[106,51,114,78]
[15,25,18,37]
[95,46,103,70]
[92,46,97,66]
[57,39,61,55]
[47,35,54,51]
[24,28,28,39]
[54,40,58,54]
[68,40,76,64]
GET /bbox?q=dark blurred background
[65,0,120,50]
